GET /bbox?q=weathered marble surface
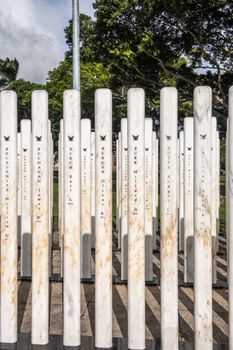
[184,118,194,283]
[145,118,153,282]
[127,88,145,350]
[179,131,184,251]
[81,118,92,279]
[160,87,178,350]
[63,90,81,346]
[120,118,128,280]
[0,91,18,344]
[95,89,113,348]
[20,119,32,277]
[31,90,49,345]
[194,86,212,350]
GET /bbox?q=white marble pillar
[0,91,18,344]
[95,89,113,348]
[128,88,145,350]
[228,86,233,349]
[179,131,184,251]
[17,132,22,247]
[81,118,91,279]
[121,118,128,280]
[152,131,158,249]
[211,117,217,283]
[155,137,159,233]
[160,87,178,350]
[63,90,81,347]
[59,120,64,276]
[184,117,194,283]
[48,120,52,276]
[50,134,54,241]
[91,131,96,249]
[31,91,49,345]
[118,131,122,249]
[145,118,153,281]
[116,138,119,236]
[216,131,220,248]
[194,86,212,349]
[21,119,32,277]
[226,118,229,261]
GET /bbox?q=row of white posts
[0,87,230,349]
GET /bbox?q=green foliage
[0,57,19,90]
[9,79,44,126]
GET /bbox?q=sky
[0,0,94,83]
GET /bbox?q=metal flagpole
[73,0,80,90]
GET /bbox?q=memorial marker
[194,86,212,349]
[184,117,194,283]
[31,90,49,345]
[17,132,22,247]
[63,90,81,346]
[128,88,145,350]
[95,89,113,348]
[118,132,122,249]
[21,119,32,277]
[179,131,184,251]
[160,87,178,349]
[211,117,217,283]
[91,131,96,248]
[121,118,128,280]
[0,91,18,344]
[81,118,91,279]
[145,118,153,281]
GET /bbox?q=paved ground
[17,232,228,347]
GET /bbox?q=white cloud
[0,0,94,83]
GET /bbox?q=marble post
[128,88,145,350]
[211,117,217,283]
[152,132,158,249]
[194,86,212,349]
[116,139,119,236]
[20,119,32,277]
[228,87,233,349]
[121,118,128,280]
[81,118,91,279]
[118,132,122,249]
[0,91,18,344]
[95,89,113,348]
[17,132,22,248]
[48,120,52,276]
[63,90,81,346]
[145,118,153,281]
[31,90,49,345]
[226,118,229,260]
[91,131,96,248]
[216,131,220,248]
[179,131,184,251]
[59,120,64,276]
[160,87,178,350]
[184,117,194,283]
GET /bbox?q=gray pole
[73,0,80,90]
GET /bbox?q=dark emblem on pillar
[133,135,139,141]
[36,136,42,141]
[200,134,206,140]
[166,135,172,140]
[68,136,74,141]
[4,136,10,141]
[100,135,106,141]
